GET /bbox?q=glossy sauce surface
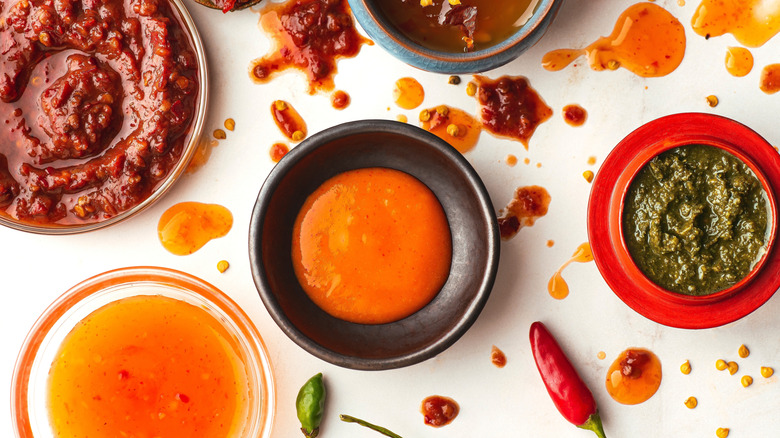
[270,143,290,162]
[421,395,459,427]
[548,243,593,300]
[158,202,233,256]
[760,64,780,94]
[47,295,248,438]
[542,3,686,78]
[725,47,754,77]
[271,100,307,141]
[394,77,425,110]
[331,90,351,110]
[292,167,452,324]
[605,348,663,405]
[420,105,481,153]
[562,104,588,127]
[498,185,550,240]
[692,0,780,47]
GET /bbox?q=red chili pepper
[529,321,607,438]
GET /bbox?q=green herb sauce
[623,144,768,295]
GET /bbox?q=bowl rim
[348,0,562,73]
[0,0,209,235]
[588,112,780,329]
[248,119,500,369]
[11,266,276,438]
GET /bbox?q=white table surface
[4,0,780,436]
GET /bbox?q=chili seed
[419,109,431,122]
[684,396,697,409]
[436,105,449,116]
[761,366,774,378]
[583,170,595,183]
[213,129,226,140]
[738,344,749,358]
[607,60,621,70]
[741,375,753,387]
[217,260,229,273]
[727,361,739,375]
[224,118,235,131]
[448,75,461,85]
[274,100,288,111]
[292,130,305,142]
[680,360,691,375]
[706,95,719,107]
[446,124,460,137]
[716,359,727,371]
[716,428,729,438]
[466,82,477,96]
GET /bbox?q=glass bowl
[11,266,275,438]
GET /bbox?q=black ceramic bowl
[249,120,499,370]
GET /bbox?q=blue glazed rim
[348,0,563,74]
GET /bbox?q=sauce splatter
[606,348,662,405]
[506,154,518,166]
[394,77,425,110]
[547,240,555,247]
[498,186,550,240]
[583,170,595,183]
[542,3,686,78]
[331,90,351,110]
[250,0,372,93]
[224,118,236,131]
[473,75,552,148]
[421,396,459,427]
[548,243,593,300]
[598,351,607,360]
[692,0,780,47]
[270,143,290,162]
[760,64,780,94]
[420,105,481,153]
[563,104,587,127]
[587,156,597,165]
[271,100,307,142]
[158,202,233,255]
[491,345,507,368]
[725,47,754,77]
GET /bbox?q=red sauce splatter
[270,143,289,162]
[498,185,551,240]
[250,0,372,94]
[473,75,552,149]
[491,345,507,368]
[421,395,459,428]
[331,90,350,110]
[563,104,587,127]
[271,100,307,141]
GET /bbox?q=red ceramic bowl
[588,113,780,329]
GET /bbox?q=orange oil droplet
[542,3,686,77]
[491,345,507,368]
[506,154,518,166]
[394,77,425,110]
[605,348,662,405]
[548,242,593,300]
[270,143,289,162]
[158,202,233,255]
[587,156,597,166]
[562,104,587,127]
[331,90,351,110]
[725,46,753,77]
[271,100,307,141]
[420,105,481,153]
[498,186,551,240]
[760,64,780,94]
[598,351,607,360]
[692,0,780,47]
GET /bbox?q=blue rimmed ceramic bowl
[348,0,563,73]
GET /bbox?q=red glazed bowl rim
[588,113,780,329]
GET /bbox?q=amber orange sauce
[47,295,248,438]
[605,348,662,405]
[331,90,351,110]
[497,185,550,240]
[394,77,425,110]
[158,202,233,255]
[271,100,307,141]
[292,168,452,324]
[420,105,481,153]
[542,3,686,77]
[270,142,290,162]
[548,242,593,300]
[725,47,753,77]
[692,0,780,47]
[760,64,780,94]
[562,104,587,127]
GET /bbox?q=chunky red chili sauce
[0,0,200,225]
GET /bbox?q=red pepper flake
[117,370,129,380]
[176,393,190,403]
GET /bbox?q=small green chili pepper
[296,373,325,438]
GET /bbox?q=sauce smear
[47,295,249,438]
[394,77,425,110]
[548,243,593,300]
[421,395,459,427]
[420,105,481,153]
[292,167,452,324]
[542,3,686,78]
[692,0,780,47]
[498,185,550,240]
[158,202,233,255]
[270,143,290,162]
[605,348,662,405]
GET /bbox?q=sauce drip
[158,202,233,256]
[250,0,372,94]
[420,105,481,153]
[270,143,290,162]
[498,185,550,240]
[760,64,780,94]
[271,100,307,142]
[394,77,425,110]
[473,75,552,148]
[605,348,662,405]
[292,167,452,324]
[542,3,686,78]
[47,295,248,438]
[725,47,754,77]
[421,395,459,427]
[186,139,219,174]
[692,0,780,47]
[548,243,593,300]
[331,90,351,110]
[562,104,587,127]
[491,345,507,368]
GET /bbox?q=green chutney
[623,144,768,295]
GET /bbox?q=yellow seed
[716,427,730,438]
[446,124,460,137]
[448,0,461,4]
[419,0,432,5]
[582,170,595,183]
[436,105,449,116]
[224,118,235,131]
[292,130,305,142]
[466,82,477,97]
[274,100,288,111]
[396,114,408,123]
[738,344,749,358]
[741,375,753,387]
[706,95,719,107]
[761,366,774,378]
[727,361,739,375]
[419,109,431,122]
[213,129,226,140]
[716,359,727,371]
[684,396,697,409]
[680,360,692,375]
[217,260,229,273]
[607,60,621,70]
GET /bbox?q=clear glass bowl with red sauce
[0,0,208,234]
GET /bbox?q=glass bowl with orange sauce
[249,120,500,370]
[348,0,563,73]
[588,113,780,329]
[11,267,275,438]
[0,0,208,235]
